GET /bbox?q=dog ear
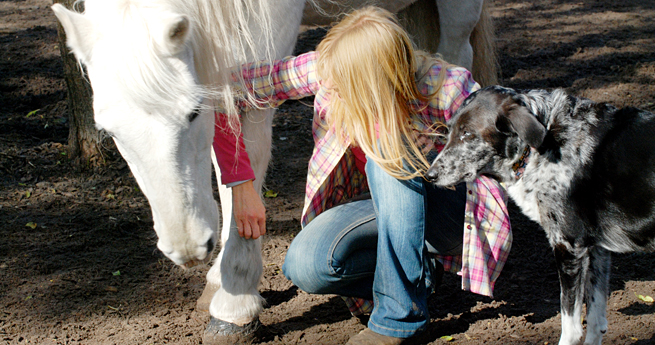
[505,103,547,148]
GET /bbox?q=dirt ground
[2,0,655,344]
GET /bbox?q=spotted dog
[426,85,655,345]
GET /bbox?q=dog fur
[426,86,655,345]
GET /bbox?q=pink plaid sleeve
[239,51,320,108]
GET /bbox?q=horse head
[52,1,218,268]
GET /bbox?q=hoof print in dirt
[203,317,261,345]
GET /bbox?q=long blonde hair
[316,6,451,179]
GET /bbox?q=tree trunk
[54,0,105,168]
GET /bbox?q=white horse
[52,0,495,343]
[52,1,305,343]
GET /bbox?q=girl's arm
[214,52,321,238]
[213,112,266,239]
[213,112,255,185]
[237,51,320,108]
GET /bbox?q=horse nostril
[205,237,216,254]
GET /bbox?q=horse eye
[188,107,201,122]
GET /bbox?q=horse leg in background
[398,0,497,86]
[200,108,273,344]
[435,0,482,71]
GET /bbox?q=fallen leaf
[636,293,654,303]
[105,286,118,292]
[25,109,40,118]
[440,335,454,342]
[25,222,37,229]
[264,190,278,198]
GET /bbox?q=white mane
[77,0,274,119]
[175,0,274,115]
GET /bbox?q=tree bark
[54,0,105,168]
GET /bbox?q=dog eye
[459,131,473,141]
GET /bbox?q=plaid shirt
[238,51,512,298]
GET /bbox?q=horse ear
[505,103,547,148]
[161,16,190,55]
[51,4,97,64]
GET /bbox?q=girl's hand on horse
[232,179,267,239]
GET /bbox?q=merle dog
[426,86,655,345]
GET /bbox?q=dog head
[426,86,548,186]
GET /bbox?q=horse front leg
[553,241,589,345]
[583,246,610,345]
[201,108,273,344]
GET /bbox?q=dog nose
[425,167,438,181]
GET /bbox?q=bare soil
[2,0,655,344]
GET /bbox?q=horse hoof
[202,317,261,345]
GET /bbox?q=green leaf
[112,270,121,276]
[440,335,454,342]
[637,294,654,303]
[25,222,37,229]
[25,109,40,118]
[264,190,278,198]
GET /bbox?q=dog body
[427,86,655,345]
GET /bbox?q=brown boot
[345,328,404,345]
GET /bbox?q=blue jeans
[283,159,466,338]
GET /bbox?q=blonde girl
[214,6,511,344]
